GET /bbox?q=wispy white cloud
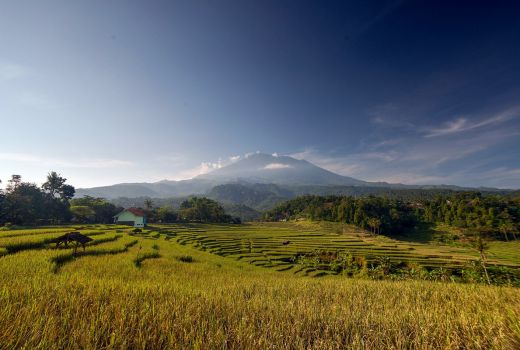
[171,161,223,180]
[263,163,292,170]
[168,152,262,180]
[423,107,519,137]
[289,116,520,188]
[245,151,261,158]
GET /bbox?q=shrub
[0,223,14,231]
[134,252,160,267]
[177,255,193,263]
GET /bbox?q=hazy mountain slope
[207,183,293,211]
[221,204,262,221]
[76,153,369,199]
[75,183,160,199]
[75,153,507,200]
[197,153,368,186]
[75,179,216,199]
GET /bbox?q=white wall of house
[115,211,145,227]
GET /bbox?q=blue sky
[1,0,519,189]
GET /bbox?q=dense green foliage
[0,174,239,226]
[208,183,293,211]
[221,203,261,221]
[422,192,520,240]
[264,193,520,239]
[264,195,418,235]
[179,197,238,223]
[108,183,516,222]
[69,196,122,224]
[207,182,512,210]
[0,173,75,226]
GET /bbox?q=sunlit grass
[0,224,518,348]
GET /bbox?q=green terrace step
[156,223,519,275]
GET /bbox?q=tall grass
[0,225,518,349]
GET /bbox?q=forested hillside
[207,183,512,211]
[264,192,520,239]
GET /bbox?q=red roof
[126,207,145,217]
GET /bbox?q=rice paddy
[164,221,520,277]
[0,223,519,348]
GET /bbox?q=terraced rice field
[1,223,519,348]
[0,224,154,273]
[155,221,520,277]
[1,221,517,278]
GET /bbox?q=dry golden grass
[0,226,519,349]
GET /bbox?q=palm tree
[144,199,154,210]
[367,217,381,236]
[499,223,511,241]
[474,233,491,285]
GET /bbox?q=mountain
[207,183,293,211]
[75,153,371,199]
[75,178,217,199]
[75,153,508,202]
[196,153,368,186]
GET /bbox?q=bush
[0,223,14,231]
[133,252,160,267]
[177,255,193,263]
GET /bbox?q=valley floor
[0,224,519,349]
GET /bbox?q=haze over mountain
[75,153,499,201]
[75,153,369,199]
[197,153,368,186]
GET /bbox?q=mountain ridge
[75,153,508,199]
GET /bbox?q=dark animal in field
[52,232,93,254]
[282,240,291,245]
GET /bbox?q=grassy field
[0,223,519,349]
[169,221,520,276]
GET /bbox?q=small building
[114,208,147,228]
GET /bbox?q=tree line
[136,197,240,224]
[0,173,76,226]
[420,192,519,240]
[263,192,520,240]
[0,173,238,226]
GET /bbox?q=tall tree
[6,175,22,192]
[473,232,491,285]
[70,196,121,223]
[42,172,67,198]
[4,182,48,225]
[41,172,75,224]
[60,184,75,201]
[144,199,154,210]
[367,217,381,235]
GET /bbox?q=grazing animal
[282,240,290,245]
[52,232,93,254]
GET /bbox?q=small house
[114,208,147,228]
